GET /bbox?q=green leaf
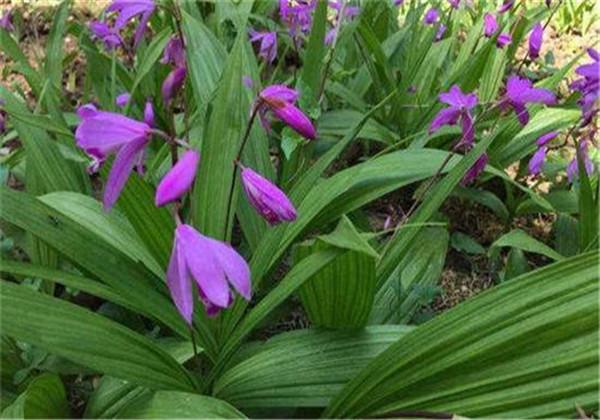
[553,213,579,257]
[451,232,486,255]
[325,252,599,418]
[576,148,599,252]
[214,326,413,408]
[190,34,246,240]
[1,373,69,419]
[0,282,196,392]
[44,0,70,92]
[297,217,377,329]
[371,227,448,325]
[490,229,564,261]
[453,186,510,223]
[0,187,187,338]
[503,248,530,281]
[116,391,245,419]
[298,0,328,110]
[84,376,148,419]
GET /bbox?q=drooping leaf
[0,373,69,419]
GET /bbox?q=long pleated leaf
[0,282,197,392]
[214,326,413,408]
[325,252,599,418]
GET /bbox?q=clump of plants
[0,0,597,418]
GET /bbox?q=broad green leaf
[1,373,69,419]
[576,148,599,252]
[325,252,599,418]
[490,229,564,261]
[297,217,377,329]
[371,227,448,325]
[39,192,163,278]
[44,0,70,92]
[503,248,531,281]
[516,190,578,215]
[453,186,510,223]
[116,391,245,419]
[190,34,246,240]
[0,29,42,95]
[0,187,187,338]
[214,326,413,408]
[84,377,148,419]
[298,0,327,110]
[553,213,579,257]
[451,232,486,255]
[0,282,196,392]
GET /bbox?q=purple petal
[116,92,131,108]
[162,67,187,104]
[496,32,512,48]
[177,225,231,309]
[155,149,200,207]
[201,236,251,301]
[528,22,543,59]
[429,107,462,133]
[167,238,194,324]
[270,103,316,140]
[528,146,546,175]
[424,8,439,25]
[241,167,297,225]
[103,136,148,209]
[144,100,154,127]
[260,85,299,104]
[462,153,488,185]
[498,0,514,13]
[519,86,556,105]
[587,48,599,62]
[459,112,475,147]
[536,131,559,146]
[512,102,530,125]
[483,13,498,37]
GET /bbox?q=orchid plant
[0,0,598,418]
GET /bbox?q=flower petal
[166,239,194,324]
[202,236,251,301]
[155,149,200,207]
[429,107,461,133]
[103,136,147,209]
[271,103,316,140]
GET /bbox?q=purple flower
[241,166,297,225]
[75,104,151,209]
[498,0,515,13]
[161,36,186,68]
[0,111,5,134]
[528,132,559,175]
[429,85,479,148]
[155,150,200,207]
[502,75,556,125]
[280,0,316,39]
[249,30,278,63]
[435,24,447,42]
[462,153,488,185]
[567,141,595,182]
[144,100,154,127]
[0,10,14,31]
[105,0,155,47]
[571,48,599,126]
[424,8,440,25]
[394,0,404,5]
[496,32,512,48]
[162,67,187,105]
[483,13,498,37]
[167,224,251,323]
[89,20,122,50]
[528,22,544,59]
[115,92,131,108]
[324,1,359,45]
[448,0,460,9]
[258,85,317,140]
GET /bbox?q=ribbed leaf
[0,373,69,419]
[325,252,599,418]
[0,187,187,338]
[490,229,565,261]
[116,391,244,419]
[0,282,197,392]
[297,217,378,329]
[215,326,413,408]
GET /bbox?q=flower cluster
[89,0,155,49]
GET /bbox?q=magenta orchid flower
[496,32,512,48]
[115,93,131,108]
[483,13,498,37]
[462,153,488,185]
[241,166,297,225]
[144,100,155,127]
[167,224,251,323]
[571,48,599,126]
[435,24,447,42]
[161,36,186,68]
[528,131,559,175]
[89,20,122,50]
[155,150,200,207]
[75,104,152,209]
[528,22,544,59]
[498,0,515,13]
[249,30,278,63]
[105,0,155,47]
[502,76,556,125]
[326,0,360,45]
[257,85,316,140]
[279,0,316,39]
[162,67,187,105]
[448,0,460,9]
[567,140,595,182]
[0,10,14,31]
[424,8,440,25]
[429,85,479,148]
